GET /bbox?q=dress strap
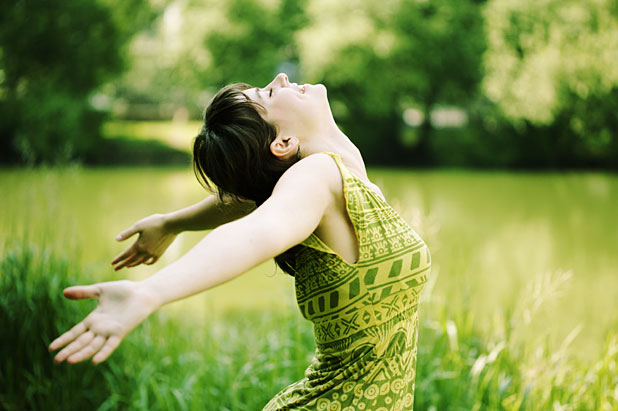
[321,151,389,229]
[321,152,366,228]
[299,152,366,265]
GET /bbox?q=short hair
[193,83,300,275]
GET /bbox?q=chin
[305,83,327,95]
[312,84,328,103]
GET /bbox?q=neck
[300,122,357,158]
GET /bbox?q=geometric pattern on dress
[263,152,431,411]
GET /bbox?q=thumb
[116,226,138,241]
[63,284,101,300]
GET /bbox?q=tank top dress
[263,152,431,411]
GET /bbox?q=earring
[296,146,301,161]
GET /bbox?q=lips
[291,82,306,94]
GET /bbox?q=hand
[111,214,177,271]
[49,281,158,365]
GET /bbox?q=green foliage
[2,0,618,167]
[202,0,309,87]
[309,0,487,165]
[0,0,122,96]
[0,244,109,409]
[0,82,107,165]
[483,0,618,168]
[0,0,152,165]
[484,0,618,125]
[194,0,618,168]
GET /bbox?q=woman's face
[244,73,329,137]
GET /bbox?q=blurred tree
[299,0,486,165]
[484,0,618,168]
[105,0,207,121]
[390,0,486,165]
[0,0,154,164]
[201,0,309,88]
[110,0,308,122]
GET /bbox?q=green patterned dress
[263,152,431,411]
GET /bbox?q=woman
[49,73,431,410]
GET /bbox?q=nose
[268,73,289,89]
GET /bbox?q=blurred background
[1,0,618,168]
[1,0,617,409]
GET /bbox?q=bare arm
[142,158,333,306]
[51,154,337,364]
[163,195,256,233]
[111,195,256,270]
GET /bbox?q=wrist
[161,212,182,235]
[135,279,165,312]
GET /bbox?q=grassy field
[1,166,617,409]
[1,243,616,410]
[102,121,202,152]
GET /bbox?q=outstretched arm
[51,154,338,364]
[111,195,256,270]
[163,195,257,233]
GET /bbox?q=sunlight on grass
[2,243,616,410]
[1,165,617,408]
[102,121,203,151]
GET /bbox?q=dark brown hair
[193,83,296,204]
[193,83,299,275]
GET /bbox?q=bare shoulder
[259,154,340,229]
[274,153,342,195]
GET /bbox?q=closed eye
[269,89,273,97]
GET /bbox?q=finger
[126,254,149,268]
[144,256,158,265]
[54,330,95,363]
[63,285,101,300]
[49,322,87,352]
[55,330,94,362]
[112,252,138,271]
[114,255,139,271]
[68,335,106,364]
[115,226,139,242]
[93,336,122,365]
[111,247,136,265]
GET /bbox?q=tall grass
[1,244,616,410]
[414,269,618,410]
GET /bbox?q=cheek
[271,95,305,120]
[269,92,323,129]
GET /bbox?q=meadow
[1,166,616,410]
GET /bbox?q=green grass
[102,121,202,152]
[1,243,616,410]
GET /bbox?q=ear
[270,135,299,160]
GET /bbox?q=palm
[49,281,157,364]
[112,214,177,270]
[139,229,175,257]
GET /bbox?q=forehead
[243,87,261,103]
